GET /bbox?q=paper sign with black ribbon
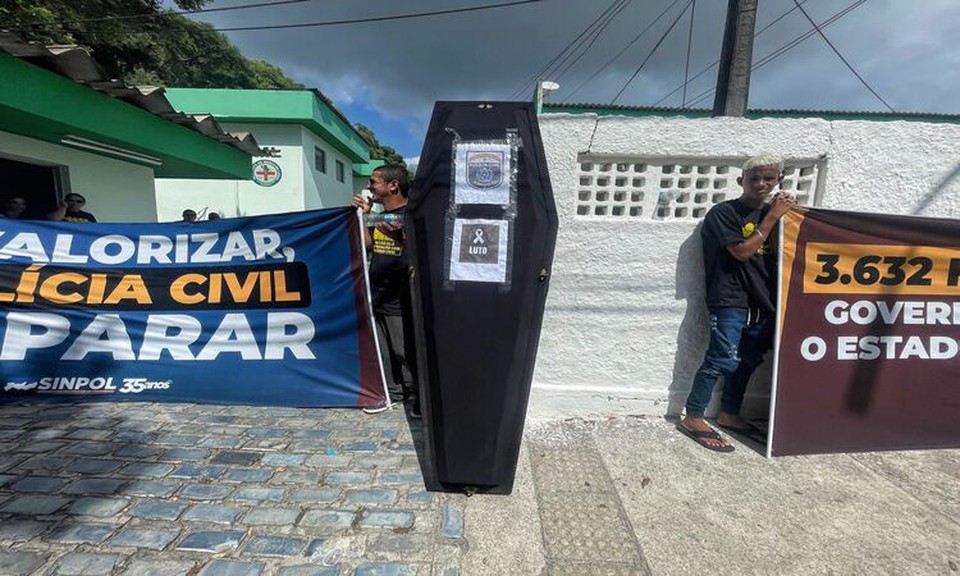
[448,218,508,283]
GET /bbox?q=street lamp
[535,80,560,114]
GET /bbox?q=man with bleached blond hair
[678,154,797,452]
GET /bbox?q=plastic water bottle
[364,212,404,226]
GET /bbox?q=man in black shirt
[48,193,97,223]
[678,154,796,452]
[351,165,420,418]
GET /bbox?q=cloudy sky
[184,0,960,162]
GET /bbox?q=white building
[156,89,373,221]
[0,34,259,223]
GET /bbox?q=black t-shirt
[700,199,776,313]
[367,205,408,316]
[63,210,97,223]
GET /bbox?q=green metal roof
[542,102,960,124]
[353,159,385,177]
[0,52,255,179]
[165,88,371,164]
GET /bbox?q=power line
[563,0,683,102]
[507,0,624,100]
[752,1,866,70]
[533,0,629,88]
[19,0,319,28]
[680,0,869,108]
[790,0,894,111]
[215,0,544,32]
[553,0,632,83]
[681,0,696,108]
[653,0,811,107]
[611,0,693,104]
[21,0,545,33]
[507,0,625,100]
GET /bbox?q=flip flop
[676,423,735,453]
[716,423,766,443]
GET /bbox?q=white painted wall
[300,127,356,210]
[156,123,302,220]
[155,179,241,221]
[0,129,157,222]
[530,113,960,420]
[156,123,356,221]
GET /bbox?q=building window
[336,160,345,183]
[315,147,326,173]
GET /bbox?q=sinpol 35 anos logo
[2,377,171,394]
[119,378,172,394]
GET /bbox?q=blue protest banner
[0,208,386,407]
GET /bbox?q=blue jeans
[685,307,774,418]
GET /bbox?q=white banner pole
[766,214,788,458]
[357,208,393,408]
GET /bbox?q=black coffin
[406,102,558,494]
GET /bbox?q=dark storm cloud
[189,0,960,151]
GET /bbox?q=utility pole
[713,0,758,117]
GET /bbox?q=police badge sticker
[449,218,509,283]
[454,142,512,205]
[467,151,503,189]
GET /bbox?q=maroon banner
[770,208,960,456]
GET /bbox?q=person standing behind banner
[0,196,28,219]
[351,165,420,418]
[48,193,97,223]
[677,154,796,452]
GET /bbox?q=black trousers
[374,313,418,403]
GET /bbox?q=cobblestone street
[2,402,958,575]
[0,402,465,575]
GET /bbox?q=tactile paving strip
[529,448,613,494]
[549,562,650,576]
[528,435,651,574]
[538,492,640,563]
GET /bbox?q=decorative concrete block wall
[529,113,960,420]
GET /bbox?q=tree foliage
[355,123,406,167]
[3,0,300,89]
[4,0,404,160]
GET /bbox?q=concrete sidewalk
[469,416,960,575]
[0,402,957,575]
